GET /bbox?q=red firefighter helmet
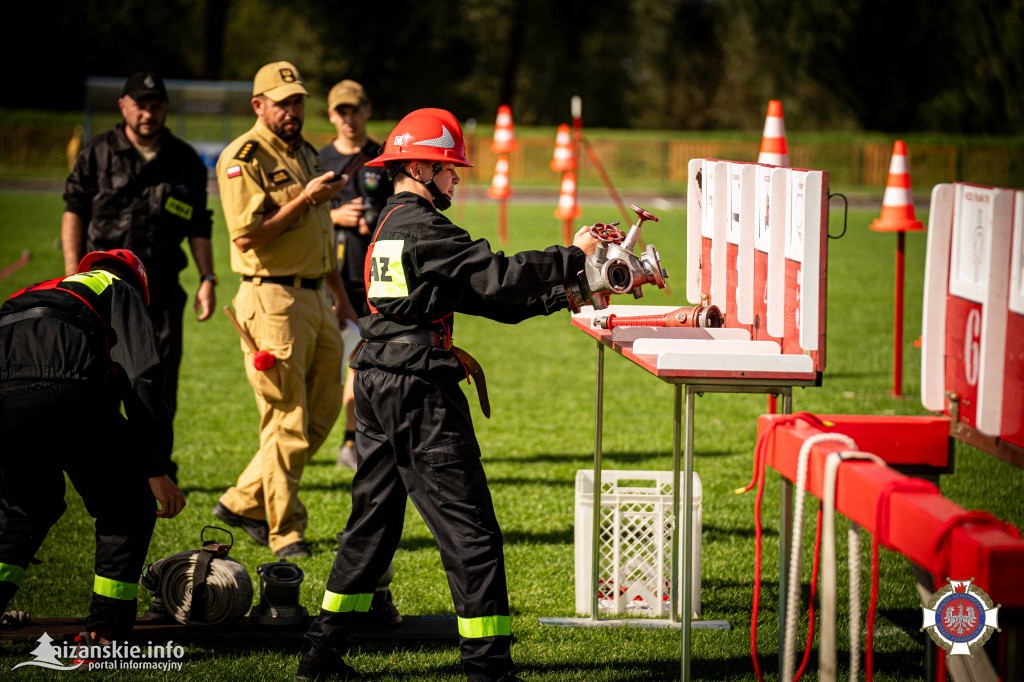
[366,108,473,168]
[77,249,150,304]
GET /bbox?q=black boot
[294,647,356,681]
[367,588,402,628]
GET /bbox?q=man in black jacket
[0,249,185,643]
[61,72,217,481]
[297,109,598,682]
[318,79,393,469]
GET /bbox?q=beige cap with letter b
[253,62,309,101]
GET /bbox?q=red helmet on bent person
[78,249,150,304]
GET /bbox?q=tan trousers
[220,281,343,551]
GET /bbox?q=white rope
[821,449,884,682]
[848,521,863,680]
[782,432,857,681]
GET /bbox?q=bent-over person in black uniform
[0,249,185,645]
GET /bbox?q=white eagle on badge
[943,603,978,636]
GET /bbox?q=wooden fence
[2,124,1020,192]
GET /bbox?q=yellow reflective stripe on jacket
[457,615,511,638]
[321,591,373,613]
[367,239,408,299]
[0,562,26,585]
[63,270,119,295]
[93,575,139,601]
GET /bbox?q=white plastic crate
[574,469,702,618]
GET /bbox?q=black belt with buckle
[364,332,490,418]
[242,275,323,290]
[369,331,451,349]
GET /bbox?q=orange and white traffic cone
[554,170,581,220]
[550,124,576,172]
[757,100,789,167]
[491,105,518,154]
[487,155,511,200]
[870,140,924,232]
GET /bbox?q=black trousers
[305,367,513,678]
[0,381,157,636]
[149,283,186,482]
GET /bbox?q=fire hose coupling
[593,304,725,330]
[565,204,669,313]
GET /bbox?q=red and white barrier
[921,181,1023,461]
[753,413,1024,680]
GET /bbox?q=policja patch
[163,196,193,220]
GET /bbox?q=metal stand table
[542,318,819,681]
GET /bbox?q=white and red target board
[686,158,828,377]
[921,182,1023,456]
[1004,192,1024,450]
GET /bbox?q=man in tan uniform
[212,61,357,559]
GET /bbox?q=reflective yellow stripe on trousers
[93,575,139,600]
[0,562,26,585]
[457,615,511,638]
[322,591,373,613]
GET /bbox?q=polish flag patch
[226,165,242,179]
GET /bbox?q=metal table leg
[777,389,794,675]
[680,384,695,681]
[591,341,605,622]
[670,385,682,626]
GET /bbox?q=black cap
[122,71,168,101]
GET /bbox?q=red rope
[930,510,1021,583]
[928,511,1021,682]
[868,478,939,682]
[745,411,836,681]
[738,412,835,494]
[750,431,769,682]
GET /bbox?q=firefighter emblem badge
[921,578,1000,656]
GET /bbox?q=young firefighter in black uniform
[0,249,185,643]
[297,109,599,682]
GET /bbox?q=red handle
[605,314,666,328]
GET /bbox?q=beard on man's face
[272,116,303,142]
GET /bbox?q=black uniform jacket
[0,271,173,476]
[353,192,586,382]
[63,123,213,289]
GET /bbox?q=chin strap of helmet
[393,160,452,211]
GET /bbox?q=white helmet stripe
[412,124,455,150]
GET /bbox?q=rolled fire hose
[140,528,253,627]
[781,432,856,681]
[820,449,883,682]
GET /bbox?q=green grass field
[0,190,1021,681]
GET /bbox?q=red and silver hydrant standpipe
[565,204,669,312]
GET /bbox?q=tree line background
[8,0,1023,134]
